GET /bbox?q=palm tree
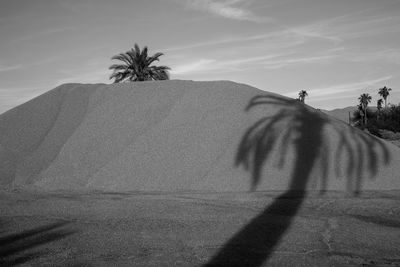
[377,99,383,111]
[377,98,383,121]
[378,86,392,108]
[298,90,308,103]
[357,104,364,125]
[358,93,372,125]
[109,43,170,83]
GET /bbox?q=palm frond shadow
[205,95,390,267]
[0,221,76,266]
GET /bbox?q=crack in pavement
[321,217,338,253]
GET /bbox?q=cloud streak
[10,27,75,43]
[0,65,21,72]
[185,0,271,22]
[171,54,337,76]
[163,27,322,53]
[171,54,288,75]
[288,9,400,44]
[345,48,400,65]
[262,55,336,69]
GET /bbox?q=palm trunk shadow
[204,191,305,267]
[205,98,323,266]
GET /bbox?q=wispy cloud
[171,59,216,75]
[185,0,271,22]
[163,27,319,53]
[171,53,336,76]
[288,10,400,44]
[11,27,75,43]
[288,27,342,44]
[345,48,400,65]
[171,53,289,75]
[262,55,336,69]
[0,65,21,72]
[163,36,255,52]
[165,8,400,58]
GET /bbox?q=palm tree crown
[358,93,372,108]
[109,44,170,83]
[378,86,392,108]
[298,90,308,103]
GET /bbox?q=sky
[1,0,400,113]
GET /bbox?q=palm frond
[109,64,128,71]
[146,53,163,65]
[111,53,133,66]
[141,46,148,64]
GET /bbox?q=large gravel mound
[0,80,399,192]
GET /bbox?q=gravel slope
[0,80,399,192]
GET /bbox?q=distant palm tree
[378,86,392,108]
[298,90,308,103]
[377,99,383,112]
[109,43,170,83]
[358,93,372,125]
[377,98,383,121]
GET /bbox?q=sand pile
[0,80,399,192]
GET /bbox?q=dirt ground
[1,190,400,266]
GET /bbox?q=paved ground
[1,190,400,266]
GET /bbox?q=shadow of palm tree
[205,95,390,267]
[0,221,76,266]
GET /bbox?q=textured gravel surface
[1,190,399,266]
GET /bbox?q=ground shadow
[0,221,76,266]
[205,95,390,266]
